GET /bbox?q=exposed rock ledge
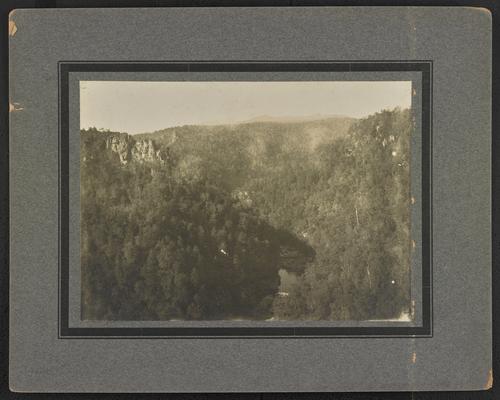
[105,133,168,165]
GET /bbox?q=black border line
[58,61,433,339]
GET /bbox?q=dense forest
[81,108,412,321]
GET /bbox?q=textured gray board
[9,7,491,392]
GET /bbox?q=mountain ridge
[133,116,356,156]
[134,115,356,138]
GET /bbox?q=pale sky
[80,81,411,135]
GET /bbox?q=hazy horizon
[80,81,412,135]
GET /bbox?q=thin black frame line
[58,62,61,339]
[59,61,434,338]
[58,61,433,339]
[420,61,432,335]
[60,63,70,338]
[60,335,432,339]
[59,61,434,340]
[58,60,434,64]
[430,61,434,335]
[59,326,433,338]
[60,62,431,74]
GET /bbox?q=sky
[80,80,412,135]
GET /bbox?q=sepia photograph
[80,80,413,322]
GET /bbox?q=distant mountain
[240,114,352,124]
[135,116,356,153]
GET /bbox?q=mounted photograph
[79,80,414,322]
[10,6,493,392]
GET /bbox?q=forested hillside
[81,109,412,321]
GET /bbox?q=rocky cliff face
[105,133,168,165]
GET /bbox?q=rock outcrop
[105,133,168,165]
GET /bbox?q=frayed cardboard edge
[485,369,493,390]
[9,102,24,112]
[9,19,17,37]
